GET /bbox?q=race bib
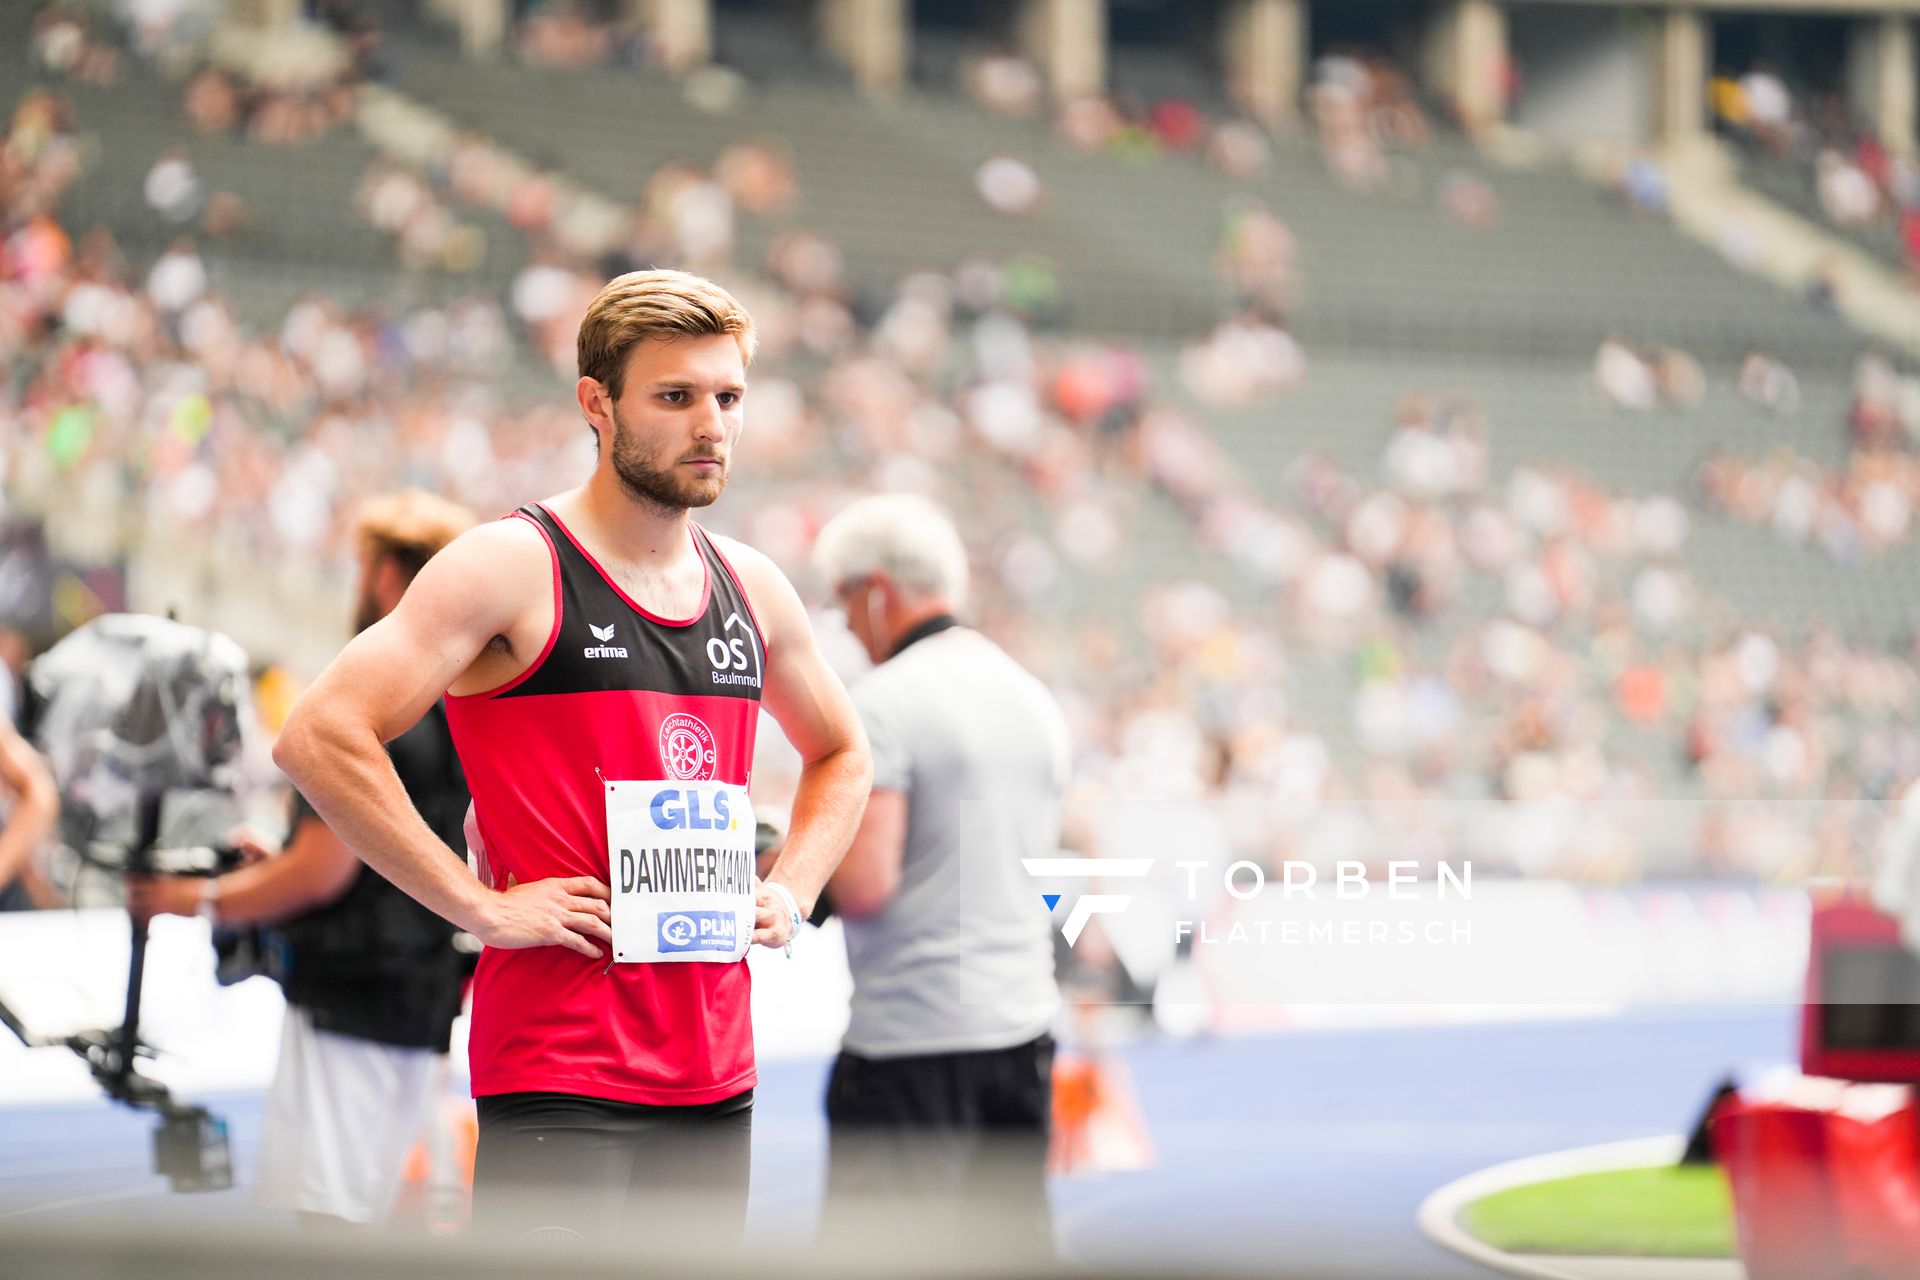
[606,780,756,964]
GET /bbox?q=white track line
[1416,1135,1688,1280]
[0,1184,158,1220]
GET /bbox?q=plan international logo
[1022,858,1152,946]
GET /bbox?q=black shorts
[822,1035,1053,1256]
[472,1088,752,1245]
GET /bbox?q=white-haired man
[812,494,1069,1252]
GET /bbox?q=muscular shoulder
[432,516,550,582]
[402,515,553,636]
[706,532,780,586]
[707,533,804,637]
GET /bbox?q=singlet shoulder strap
[689,521,725,570]
[691,524,765,640]
[515,502,561,540]
[514,503,611,597]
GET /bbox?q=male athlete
[274,270,872,1243]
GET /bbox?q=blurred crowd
[1712,62,1920,277]
[182,62,359,148]
[1701,352,1920,561]
[1307,49,1430,192]
[5,8,1920,921]
[1093,366,1920,888]
[2,77,574,570]
[959,39,1494,226]
[1593,337,1706,413]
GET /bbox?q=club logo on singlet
[659,713,717,781]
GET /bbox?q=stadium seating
[34,51,526,327]
[378,20,1863,367]
[1737,144,1906,271]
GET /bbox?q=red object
[1713,1095,1848,1280]
[1147,100,1205,150]
[446,504,764,1106]
[1053,358,1115,424]
[1715,1089,1920,1280]
[1801,889,1920,1085]
[1614,664,1666,724]
[1827,1100,1920,1279]
[1860,135,1891,190]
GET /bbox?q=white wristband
[765,880,802,957]
[197,877,222,926]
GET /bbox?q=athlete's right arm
[272,520,613,959]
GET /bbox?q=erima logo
[1023,858,1153,946]
[584,622,628,659]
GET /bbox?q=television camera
[3,613,259,1192]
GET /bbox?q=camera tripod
[0,788,233,1192]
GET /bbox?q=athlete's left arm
[719,537,871,945]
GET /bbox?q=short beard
[607,405,728,513]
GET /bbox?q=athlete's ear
[575,375,614,436]
[869,572,903,610]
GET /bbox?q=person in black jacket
[128,489,475,1227]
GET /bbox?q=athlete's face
[601,334,747,513]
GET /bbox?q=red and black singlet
[445,501,765,1105]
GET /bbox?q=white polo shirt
[841,626,1068,1058]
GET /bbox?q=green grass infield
[1460,1164,1735,1258]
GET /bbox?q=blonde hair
[576,269,757,401]
[354,489,476,580]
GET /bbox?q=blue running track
[0,1006,1793,1275]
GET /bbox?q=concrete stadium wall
[1508,4,1654,143]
